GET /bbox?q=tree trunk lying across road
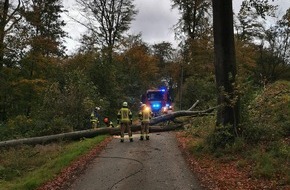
[0,106,216,147]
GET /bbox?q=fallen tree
[0,102,216,147]
[150,105,216,125]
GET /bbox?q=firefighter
[117,102,133,142]
[90,107,100,129]
[103,116,114,128]
[138,104,153,140]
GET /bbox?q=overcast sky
[129,0,179,47]
[63,0,290,55]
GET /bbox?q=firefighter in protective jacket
[117,102,133,142]
[90,107,100,129]
[138,104,153,140]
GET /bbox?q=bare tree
[76,0,137,61]
[235,0,277,42]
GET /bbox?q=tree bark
[0,107,216,147]
[0,0,9,70]
[212,0,239,135]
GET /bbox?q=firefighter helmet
[122,102,128,107]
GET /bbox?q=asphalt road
[68,131,202,190]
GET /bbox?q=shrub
[33,117,73,136]
[6,115,36,139]
[206,125,235,151]
[246,140,289,181]
[0,123,12,141]
[224,137,247,154]
[244,81,290,143]
[251,151,277,179]
[181,76,217,110]
[243,123,284,144]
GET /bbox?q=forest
[0,0,289,139]
[0,0,289,189]
[0,0,289,143]
[0,0,289,149]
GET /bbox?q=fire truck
[141,87,173,116]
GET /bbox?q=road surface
[68,132,202,190]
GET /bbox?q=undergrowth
[184,80,290,186]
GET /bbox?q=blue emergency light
[159,86,166,92]
[151,103,161,110]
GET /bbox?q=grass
[0,135,108,190]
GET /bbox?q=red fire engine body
[142,88,172,116]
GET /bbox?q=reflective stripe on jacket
[90,112,98,122]
[139,109,151,123]
[118,108,132,122]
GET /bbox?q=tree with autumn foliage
[171,0,215,110]
[13,0,67,117]
[115,35,159,106]
[73,0,138,112]
[0,0,68,126]
[235,1,290,84]
[151,42,178,101]
[0,0,24,121]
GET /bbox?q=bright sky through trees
[62,0,290,55]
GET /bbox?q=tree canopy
[0,0,289,143]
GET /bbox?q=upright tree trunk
[212,0,239,135]
[0,0,9,70]
[0,0,9,121]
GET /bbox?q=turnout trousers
[141,121,150,138]
[120,121,132,141]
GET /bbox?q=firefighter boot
[130,137,133,142]
[140,136,144,141]
[146,136,150,140]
